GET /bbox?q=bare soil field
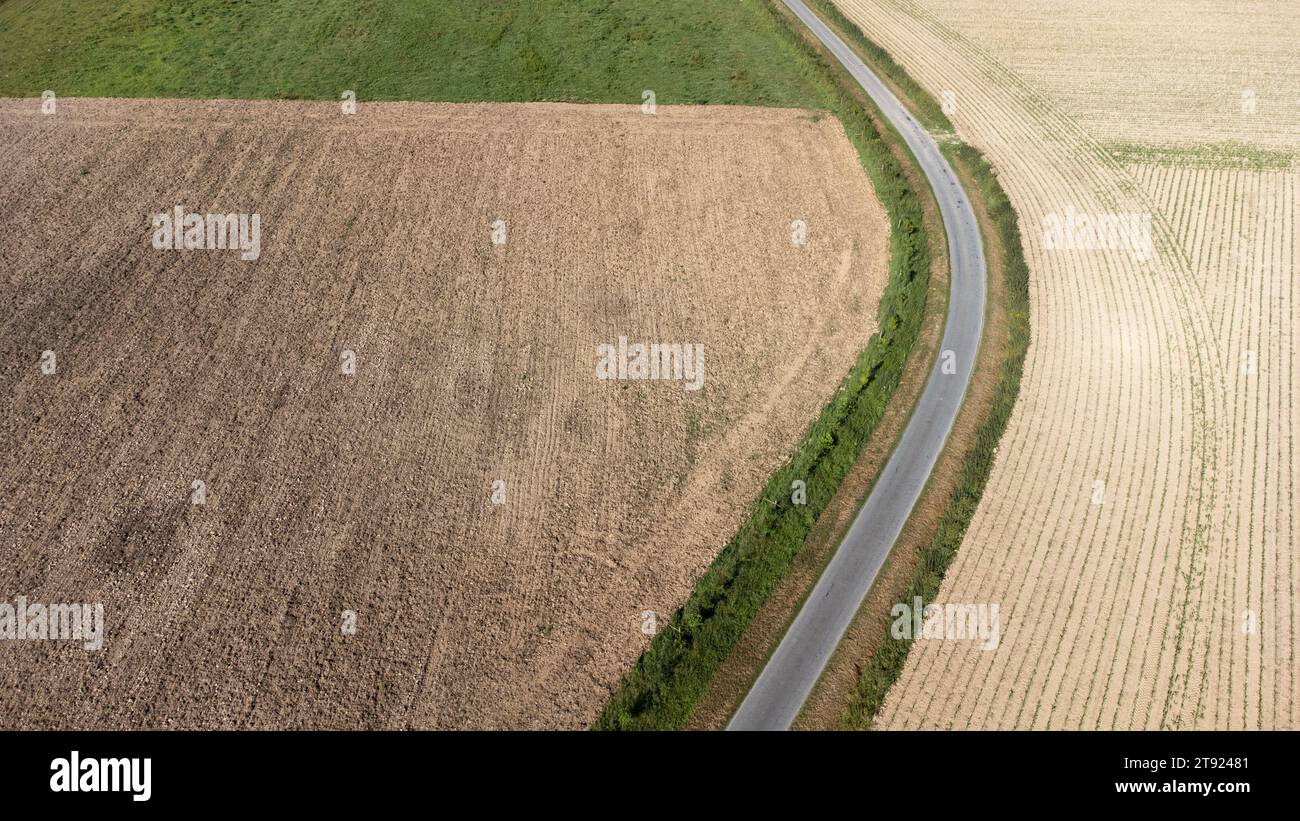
[0,98,889,728]
[835,0,1298,728]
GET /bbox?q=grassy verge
[593,0,933,731]
[781,0,1029,731]
[597,0,1031,730]
[681,0,953,729]
[803,0,953,133]
[843,140,1030,726]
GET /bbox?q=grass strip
[594,0,934,731]
[767,0,1030,730]
[841,145,1031,728]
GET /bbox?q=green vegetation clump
[1103,140,1295,171]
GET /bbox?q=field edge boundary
[592,0,939,732]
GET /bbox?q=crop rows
[836,0,1297,729]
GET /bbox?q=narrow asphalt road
[727,0,987,731]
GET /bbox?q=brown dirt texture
[836,0,1298,728]
[0,98,890,729]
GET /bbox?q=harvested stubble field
[0,98,889,728]
[835,0,1298,728]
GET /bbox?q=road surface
[727,0,987,730]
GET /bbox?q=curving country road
[727,0,987,731]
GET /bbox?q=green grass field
[0,0,835,107]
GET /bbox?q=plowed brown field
[834,0,1298,728]
[0,99,889,728]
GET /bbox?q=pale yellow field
[833,0,1298,728]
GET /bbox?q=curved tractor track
[728,0,987,731]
